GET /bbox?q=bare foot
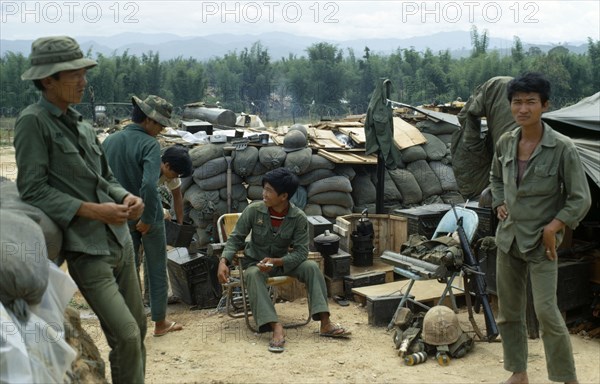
[154,320,183,337]
[271,322,285,343]
[504,372,528,384]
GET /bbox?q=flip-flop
[153,321,183,337]
[268,338,285,353]
[333,295,350,307]
[319,323,352,338]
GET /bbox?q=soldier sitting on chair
[217,168,351,353]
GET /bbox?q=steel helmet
[283,130,307,153]
[289,123,308,138]
[422,305,462,346]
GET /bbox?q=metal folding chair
[382,206,479,329]
[217,213,311,333]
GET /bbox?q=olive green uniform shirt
[221,201,309,272]
[490,123,591,253]
[102,123,163,225]
[14,96,131,255]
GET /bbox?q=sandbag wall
[354,118,465,214]
[182,143,356,247]
[180,120,463,248]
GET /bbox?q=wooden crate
[325,275,345,298]
[276,252,323,302]
[334,214,407,261]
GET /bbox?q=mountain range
[1,31,589,61]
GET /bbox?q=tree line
[1,29,599,122]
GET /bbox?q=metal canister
[404,351,428,366]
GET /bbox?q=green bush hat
[21,36,97,81]
[132,95,175,127]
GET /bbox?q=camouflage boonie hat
[21,36,97,80]
[132,95,174,127]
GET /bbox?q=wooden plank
[393,117,427,149]
[317,149,377,164]
[352,279,464,306]
[311,129,348,148]
[350,259,395,283]
[338,127,366,144]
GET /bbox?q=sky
[1,0,599,44]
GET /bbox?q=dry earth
[1,146,598,384]
[77,296,600,384]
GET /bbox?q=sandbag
[258,146,287,169]
[194,171,242,191]
[245,174,263,186]
[251,159,268,176]
[303,204,322,216]
[179,176,194,195]
[188,205,216,226]
[321,204,352,219]
[193,157,228,180]
[307,176,352,197]
[308,191,354,208]
[219,184,248,201]
[0,182,63,263]
[383,170,403,202]
[416,119,459,135]
[289,186,307,210]
[401,145,427,163]
[388,168,422,205]
[189,143,226,167]
[305,154,335,172]
[195,225,212,248]
[284,148,312,175]
[298,169,337,186]
[353,203,376,214]
[437,134,454,146]
[334,164,356,181]
[184,184,220,210]
[233,146,259,177]
[0,210,49,323]
[421,133,447,161]
[351,173,377,206]
[429,161,459,192]
[247,185,264,201]
[441,191,466,205]
[407,160,443,198]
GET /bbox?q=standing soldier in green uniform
[490,72,591,384]
[14,36,147,383]
[103,95,184,337]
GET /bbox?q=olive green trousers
[496,241,576,382]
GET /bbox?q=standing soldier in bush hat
[103,94,185,337]
[14,36,147,384]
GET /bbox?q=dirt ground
[76,295,600,384]
[1,146,598,383]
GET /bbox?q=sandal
[333,295,350,307]
[319,323,352,338]
[268,338,285,353]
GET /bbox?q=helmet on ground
[283,130,307,153]
[289,123,308,138]
[422,305,462,346]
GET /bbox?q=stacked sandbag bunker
[178,116,464,248]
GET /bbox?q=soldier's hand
[217,260,230,284]
[123,194,144,220]
[91,202,130,225]
[136,220,151,235]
